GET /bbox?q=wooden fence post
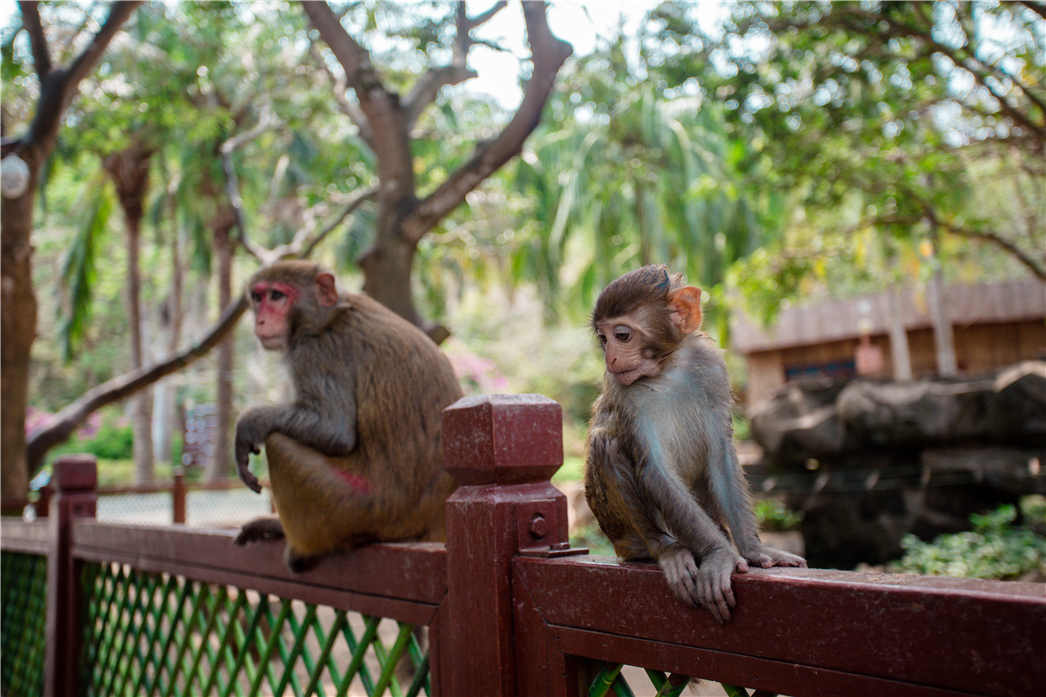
[44,454,97,697]
[173,466,186,524]
[438,394,569,697]
[35,481,52,519]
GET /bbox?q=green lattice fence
[587,663,688,697]
[79,561,430,697]
[1,551,48,697]
[585,662,767,697]
[586,661,778,697]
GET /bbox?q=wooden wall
[744,320,1046,408]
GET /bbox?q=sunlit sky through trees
[0,1,730,107]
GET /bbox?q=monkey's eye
[270,290,286,301]
[250,291,263,303]
[614,326,632,343]
[596,331,607,346]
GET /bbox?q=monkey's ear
[316,273,339,307]
[667,286,703,334]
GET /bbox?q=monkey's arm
[234,398,358,493]
[633,436,735,556]
[712,438,808,569]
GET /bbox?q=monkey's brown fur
[234,261,462,571]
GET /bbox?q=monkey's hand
[663,546,748,624]
[741,542,807,569]
[586,428,618,460]
[234,428,263,494]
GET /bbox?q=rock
[749,361,1046,569]
[750,378,849,458]
[837,378,997,447]
[753,361,1046,462]
[994,361,1046,442]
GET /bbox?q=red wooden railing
[2,394,1043,697]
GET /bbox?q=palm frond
[56,173,113,361]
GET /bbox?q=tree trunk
[359,229,421,327]
[887,286,913,381]
[927,267,958,377]
[925,224,958,377]
[153,213,183,466]
[126,220,154,481]
[0,156,40,510]
[105,145,155,482]
[206,211,236,481]
[1,0,140,504]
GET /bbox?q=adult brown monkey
[233,260,462,572]
[585,265,806,624]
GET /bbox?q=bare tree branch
[401,1,508,130]
[17,1,141,158]
[62,1,142,110]
[220,106,281,260]
[932,219,1046,281]
[307,42,373,146]
[58,2,99,65]
[865,213,1045,280]
[249,184,379,265]
[464,0,508,30]
[299,185,379,259]
[301,2,378,108]
[18,1,52,79]
[26,295,250,472]
[403,64,477,131]
[401,1,572,243]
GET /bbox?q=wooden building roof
[731,279,1046,354]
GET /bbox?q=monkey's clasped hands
[585,265,806,624]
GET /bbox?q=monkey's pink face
[595,319,663,386]
[250,282,300,351]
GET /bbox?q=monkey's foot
[660,548,702,606]
[693,548,748,624]
[742,543,807,569]
[284,547,321,574]
[234,517,285,546]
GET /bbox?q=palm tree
[508,81,767,339]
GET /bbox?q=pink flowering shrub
[26,408,103,440]
[25,407,132,461]
[444,340,511,396]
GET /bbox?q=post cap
[442,394,563,485]
[51,455,98,492]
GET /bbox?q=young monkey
[585,265,806,624]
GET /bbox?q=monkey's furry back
[285,292,463,482]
